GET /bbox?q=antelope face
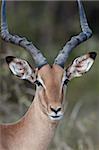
[6,52,96,121]
[1,0,97,122]
[36,65,67,121]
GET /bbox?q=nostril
[50,106,55,112]
[57,107,61,112]
[50,106,61,114]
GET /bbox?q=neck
[1,91,58,150]
[23,92,58,150]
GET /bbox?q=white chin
[49,115,63,121]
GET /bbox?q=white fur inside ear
[66,54,95,80]
[9,58,33,80]
[80,58,94,72]
[9,62,19,76]
[74,57,94,73]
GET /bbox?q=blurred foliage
[0,1,99,150]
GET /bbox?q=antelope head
[1,0,97,121]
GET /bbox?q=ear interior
[66,52,97,80]
[6,56,36,83]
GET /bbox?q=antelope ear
[66,52,97,80]
[6,56,36,84]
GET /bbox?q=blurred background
[0,1,99,150]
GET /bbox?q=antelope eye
[34,80,42,86]
[63,79,69,86]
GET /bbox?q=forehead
[38,64,64,84]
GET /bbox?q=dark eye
[34,80,42,86]
[63,79,69,86]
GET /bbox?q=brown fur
[0,65,65,150]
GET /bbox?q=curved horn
[54,0,92,68]
[1,0,47,69]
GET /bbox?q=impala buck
[0,0,97,150]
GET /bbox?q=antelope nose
[50,106,61,114]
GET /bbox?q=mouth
[49,115,63,121]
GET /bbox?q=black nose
[89,52,97,60]
[50,106,61,114]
